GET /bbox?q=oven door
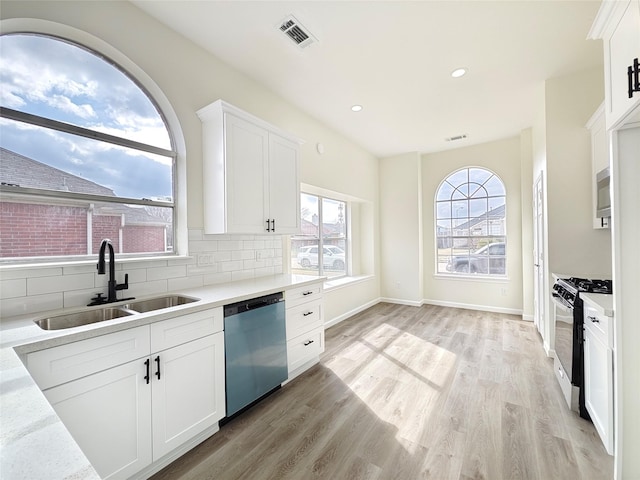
[552,296,575,383]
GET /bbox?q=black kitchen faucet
[88,239,133,306]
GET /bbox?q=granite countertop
[0,274,323,480]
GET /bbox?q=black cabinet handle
[588,315,600,323]
[271,219,275,232]
[155,356,161,380]
[629,58,640,99]
[266,219,271,232]
[144,358,150,384]
[302,291,313,296]
[303,339,315,346]
[303,311,313,316]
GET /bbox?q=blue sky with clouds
[0,34,173,199]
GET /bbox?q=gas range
[552,277,613,309]
[552,275,613,420]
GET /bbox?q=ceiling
[132,1,604,158]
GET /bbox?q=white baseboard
[325,298,380,329]
[326,297,527,329]
[379,297,424,307]
[522,313,534,322]
[422,298,524,317]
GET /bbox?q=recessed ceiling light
[351,104,363,112]
[451,68,467,78]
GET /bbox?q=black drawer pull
[155,356,161,380]
[303,311,313,316]
[144,358,150,384]
[588,315,600,323]
[302,291,313,296]
[304,339,315,346]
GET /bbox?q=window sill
[0,254,193,271]
[434,273,509,283]
[324,274,375,291]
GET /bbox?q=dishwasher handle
[224,292,284,317]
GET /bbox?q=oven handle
[551,294,573,313]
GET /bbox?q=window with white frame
[0,33,176,262]
[435,167,506,276]
[291,192,347,278]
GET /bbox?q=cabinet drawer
[286,283,323,309]
[151,307,223,353]
[286,300,322,340]
[27,325,150,390]
[584,305,611,348]
[287,327,324,375]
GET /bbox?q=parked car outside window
[445,242,506,274]
[297,245,345,270]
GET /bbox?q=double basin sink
[34,295,199,330]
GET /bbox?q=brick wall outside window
[0,202,87,257]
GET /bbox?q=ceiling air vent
[445,134,468,142]
[278,15,317,49]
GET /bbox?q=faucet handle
[115,273,129,292]
[88,292,107,306]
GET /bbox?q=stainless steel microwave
[596,167,611,218]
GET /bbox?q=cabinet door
[584,328,614,455]
[151,332,225,459]
[268,133,300,234]
[606,0,640,128]
[287,327,324,376]
[224,113,269,233]
[44,359,152,480]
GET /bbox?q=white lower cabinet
[152,332,225,459]
[28,308,225,480]
[583,303,614,455]
[285,282,325,380]
[45,358,153,479]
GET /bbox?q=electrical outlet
[197,253,214,266]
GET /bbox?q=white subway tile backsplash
[146,265,187,281]
[63,264,99,275]
[218,240,244,251]
[232,250,255,261]
[1,293,63,318]
[188,241,217,253]
[0,279,27,299]
[129,280,169,298]
[168,275,204,291]
[203,272,232,285]
[231,270,255,282]
[220,261,244,272]
[0,267,63,280]
[213,251,233,263]
[0,230,286,318]
[27,273,95,296]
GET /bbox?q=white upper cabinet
[197,100,301,235]
[590,0,640,129]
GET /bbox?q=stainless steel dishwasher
[223,292,287,419]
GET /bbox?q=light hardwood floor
[150,303,613,480]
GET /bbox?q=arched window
[435,167,506,276]
[0,33,176,260]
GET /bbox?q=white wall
[0,1,380,324]
[545,68,611,278]
[520,128,534,320]
[379,153,423,305]
[422,137,524,313]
